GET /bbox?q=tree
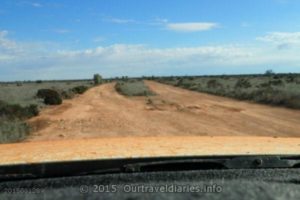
[93,74,102,85]
[265,69,275,76]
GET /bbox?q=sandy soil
[26,81,300,142]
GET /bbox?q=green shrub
[189,84,200,91]
[26,104,39,117]
[249,88,300,109]
[175,78,184,87]
[115,80,155,96]
[259,82,271,88]
[121,76,129,81]
[37,89,54,98]
[175,78,195,89]
[71,85,89,94]
[49,88,76,99]
[286,76,295,83]
[37,89,62,105]
[0,120,30,143]
[269,79,284,86]
[285,96,300,109]
[235,79,252,89]
[265,69,275,76]
[44,95,62,105]
[206,80,223,89]
[61,90,75,99]
[93,74,102,85]
[0,101,39,120]
[273,75,280,79]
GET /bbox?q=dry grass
[115,80,155,96]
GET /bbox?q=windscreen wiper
[1,155,300,181]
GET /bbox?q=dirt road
[27,81,300,142]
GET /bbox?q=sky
[1,0,300,81]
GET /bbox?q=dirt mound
[26,81,300,142]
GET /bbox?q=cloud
[0,37,255,80]
[103,17,136,24]
[101,17,218,33]
[0,30,18,52]
[0,30,60,62]
[166,22,218,32]
[257,32,300,43]
[31,2,43,7]
[257,32,300,49]
[93,36,105,43]
[17,1,43,8]
[22,44,255,80]
[1,30,300,81]
[257,32,300,44]
[150,17,169,25]
[149,18,219,32]
[0,30,28,62]
[0,30,9,40]
[57,44,251,62]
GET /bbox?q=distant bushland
[151,73,300,109]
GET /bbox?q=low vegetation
[0,120,30,144]
[0,101,39,120]
[71,85,89,94]
[37,89,62,105]
[115,80,155,96]
[151,73,300,109]
[0,77,100,143]
[0,80,92,107]
[0,101,39,143]
[93,74,103,85]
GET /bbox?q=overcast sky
[1,0,300,81]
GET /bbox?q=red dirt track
[26,81,300,142]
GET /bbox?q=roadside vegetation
[0,120,30,144]
[0,76,103,143]
[115,79,155,96]
[149,72,300,109]
[0,80,93,107]
[0,101,39,143]
[93,74,103,85]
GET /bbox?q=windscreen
[0,0,300,155]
